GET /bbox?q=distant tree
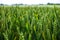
[0,4,4,5]
[47,3,53,5]
[47,3,60,5]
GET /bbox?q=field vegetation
[0,5,60,40]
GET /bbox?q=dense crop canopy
[0,5,60,40]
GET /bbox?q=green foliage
[0,5,60,40]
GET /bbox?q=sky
[0,0,60,5]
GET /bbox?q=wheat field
[0,5,60,40]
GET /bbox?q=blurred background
[0,0,60,5]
